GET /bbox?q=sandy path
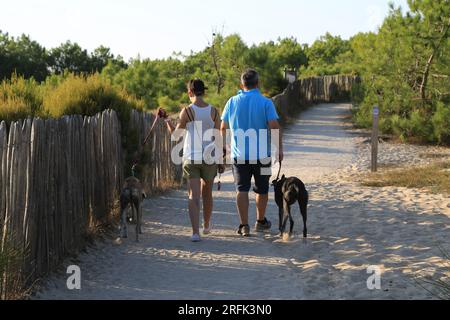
[36,103,449,300]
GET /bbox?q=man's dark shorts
[232,158,272,195]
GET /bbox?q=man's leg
[233,162,252,229]
[201,179,214,229]
[237,192,250,225]
[256,193,269,221]
[254,160,272,231]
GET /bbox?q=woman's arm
[164,117,176,134]
[164,108,188,140]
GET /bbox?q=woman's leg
[201,179,214,229]
[188,179,202,235]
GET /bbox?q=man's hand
[218,164,225,174]
[275,149,284,164]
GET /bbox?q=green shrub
[388,110,434,143]
[352,80,448,145]
[0,75,43,122]
[0,73,147,126]
[432,102,450,145]
[43,73,144,120]
[352,89,380,129]
[379,116,393,135]
[350,82,366,106]
[408,110,434,142]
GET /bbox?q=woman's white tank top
[183,104,215,161]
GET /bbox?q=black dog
[273,175,309,238]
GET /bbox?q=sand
[35,103,450,300]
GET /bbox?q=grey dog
[120,177,145,242]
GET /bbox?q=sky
[0,0,409,61]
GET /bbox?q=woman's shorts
[183,161,218,181]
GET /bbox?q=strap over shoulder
[184,106,195,123]
[211,106,220,122]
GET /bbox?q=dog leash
[142,113,162,148]
[132,112,162,177]
[217,147,228,191]
[275,161,283,181]
[217,173,222,191]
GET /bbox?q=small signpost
[284,68,297,84]
[371,105,380,172]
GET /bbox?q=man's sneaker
[237,225,250,237]
[191,234,202,242]
[255,218,272,232]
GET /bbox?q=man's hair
[187,78,207,96]
[241,69,259,89]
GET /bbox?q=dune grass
[415,246,450,300]
[363,161,450,299]
[0,238,26,300]
[362,161,450,195]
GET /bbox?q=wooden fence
[273,75,360,121]
[0,109,180,299]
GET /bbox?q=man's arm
[220,100,231,165]
[268,119,284,163]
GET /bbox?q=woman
[161,79,224,242]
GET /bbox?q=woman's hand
[157,108,169,119]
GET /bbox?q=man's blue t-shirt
[221,89,279,161]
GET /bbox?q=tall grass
[42,73,145,120]
[415,246,450,300]
[0,74,44,122]
[0,237,26,300]
[362,161,450,195]
[0,73,146,124]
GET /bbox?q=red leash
[141,114,160,149]
[132,110,166,176]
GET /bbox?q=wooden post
[371,105,380,172]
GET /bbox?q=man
[221,69,284,237]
